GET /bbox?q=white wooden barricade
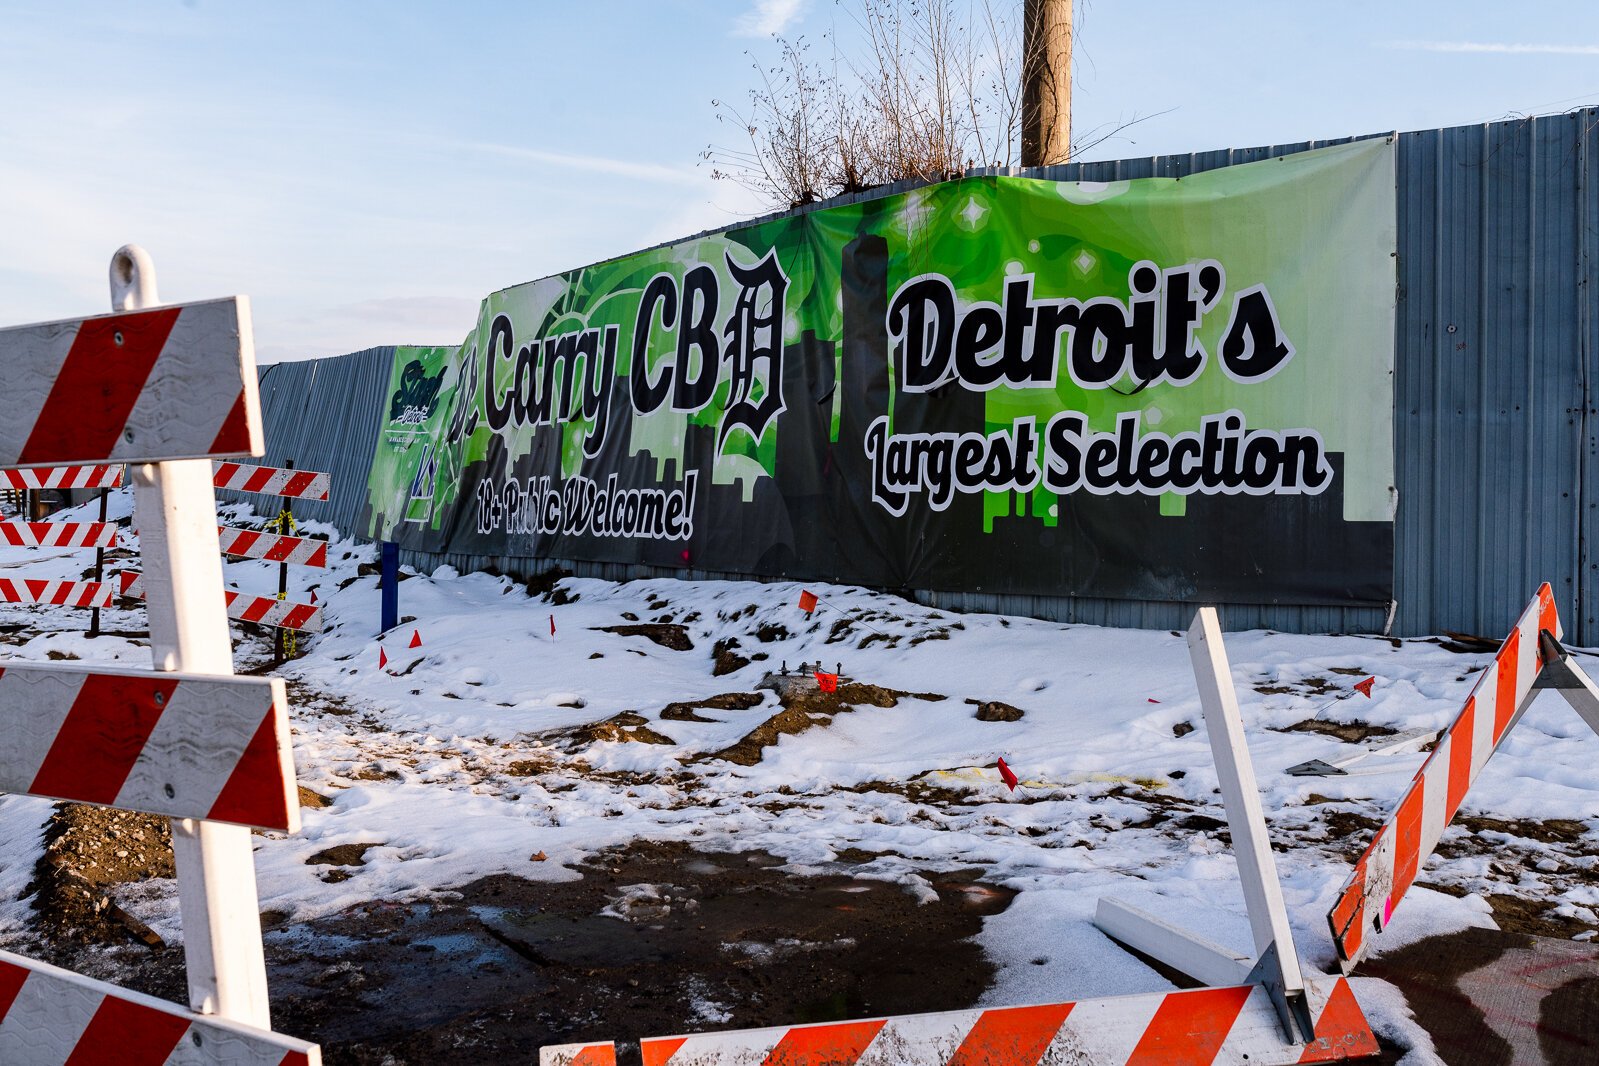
[542,606,1379,1066]
[0,245,321,1062]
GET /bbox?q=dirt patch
[29,804,172,946]
[1320,808,1384,859]
[552,712,675,748]
[1485,893,1598,940]
[704,682,906,766]
[1172,721,1195,737]
[1365,927,1599,1066]
[711,637,750,676]
[308,843,381,868]
[191,840,1016,1064]
[524,567,574,599]
[299,787,333,809]
[596,624,693,651]
[1279,718,1398,743]
[660,692,764,723]
[1455,815,1592,846]
[755,622,789,642]
[970,700,1025,722]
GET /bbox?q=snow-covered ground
[3,491,1598,1061]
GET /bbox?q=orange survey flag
[815,671,838,692]
[798,590,818,613]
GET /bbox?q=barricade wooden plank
[0,949,320,1064]
[118,571,323,634]
[0,661,298,833]
[0,522,117,549]
[0,298,261,467]
[213,462,330,501]
[539,1043,617,1066]
[0,578,113,608]
[216,527,327,567]
[0,465,123,490]
[1329,583,1560,968]
[549,976,1375,1066]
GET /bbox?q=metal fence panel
[256,110,1599,642]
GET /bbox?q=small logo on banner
[815,672,838,692]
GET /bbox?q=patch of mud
[552,712,675,748]
[1365,927,1599,1065]
[595,623,693,651]
[162,840,1013,1064]
[1454,815,1591,846]
[29,804,172,947]
[1278,718,1398,743]
[711,637,750,676]
[968,699,1025,722]
[703,682,908,766]
[660,692,764,723]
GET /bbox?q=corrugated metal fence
[251,110,1599,644]
[219,346,394,532]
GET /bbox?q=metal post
[113,245,271,1028]
[88,489,109,638]
[272,461,293,665]
[380,540,399,633]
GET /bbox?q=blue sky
[3,0,1597,363]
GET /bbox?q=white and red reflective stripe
[546,976,1375,1066]
[217,526,328,567]
[0,662,298,833]
[0,465,122,490]
[1329,583,1560,967]
[213,462,330,501]
[540,1045,616,1066]
[119,571,323,633]
[0,297,260,467]
[0,522,117,548]
[0,948,319,1065]
[0,578,112,608]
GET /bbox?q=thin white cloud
[733,0,806,38]
[1384,40,1599,55]
[450,140,704,187]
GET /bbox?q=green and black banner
[365,140,1396,605]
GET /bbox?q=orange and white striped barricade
[1327,584,1599,970]
[118,570,323,633]
[0,522,117,549]
[1089,607,1376,1055]
[541,973,1375,1066]
[0,951,318,1064]
[545,605,1378,1064]
[0,465,123,491]
[212,460,330,659]
[213,461,329,501]
[0,578,114,609]
[0,661,299,832]
[0,244,320,1060]
[217,526,328,567]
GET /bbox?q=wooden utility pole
[1021,0,1072,167]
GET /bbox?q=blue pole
[380,541,399,633]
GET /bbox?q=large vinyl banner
[365,139,1396,606]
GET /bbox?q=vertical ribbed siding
[259,110,1599,642]
[219,346,394,535]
